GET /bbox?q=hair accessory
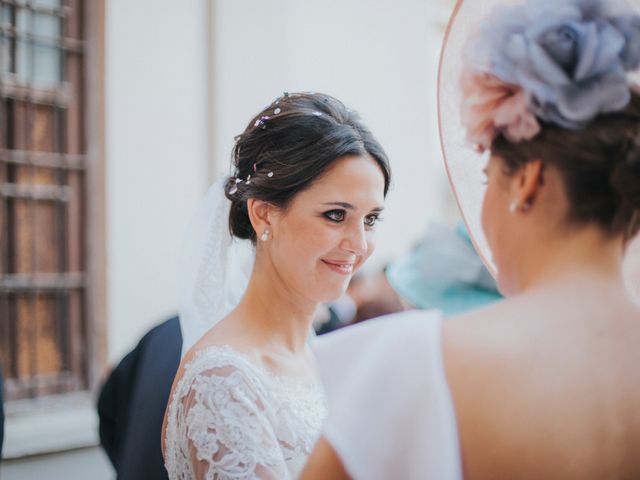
[312,111,323,116]
[460,0,640,152]
[229,184,238,195]
[267,171,274,178]
[254,115,270,130]
[274,107,281,115]
[245,174,251,185]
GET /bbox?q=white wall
[105,0,209,363]
[211,0,457,270]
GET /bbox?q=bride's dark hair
[491,89,640,242]
[225,92,391,243]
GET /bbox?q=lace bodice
[164,345,327,480]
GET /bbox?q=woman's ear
[247,198,273,239]
[513,159,544,210]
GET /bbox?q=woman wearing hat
[302,0,640,478]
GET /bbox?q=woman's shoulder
[311,310,463,479]
[171,344,270,401]
[311,309,445,388]
[313,309,443,349]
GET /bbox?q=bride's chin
[316,283,350,304]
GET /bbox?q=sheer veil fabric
[178,179,254,357]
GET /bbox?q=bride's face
[268,154,386,303]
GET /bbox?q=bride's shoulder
[171,343,268,400]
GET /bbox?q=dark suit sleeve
[118,317,181,480]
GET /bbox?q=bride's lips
[321,259,355,276]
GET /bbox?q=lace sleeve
[166,354,291,480]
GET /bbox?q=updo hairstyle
[225,92,391,244]
[491,89,640,241]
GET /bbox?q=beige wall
[105,0,210,363]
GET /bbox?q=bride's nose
[340,221,367,256]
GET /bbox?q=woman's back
[444,281,640,479]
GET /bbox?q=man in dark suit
[98,316,182,480]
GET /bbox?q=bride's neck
[235,266,318,355]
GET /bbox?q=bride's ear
[247,198,274,239]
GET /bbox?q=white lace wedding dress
[164,345,327,480]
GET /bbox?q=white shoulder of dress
[164,345,291,480]
[310,310,463,480]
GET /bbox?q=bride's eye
[324,209,346,223]
[364,214,382,228]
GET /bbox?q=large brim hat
[439,0,640,277]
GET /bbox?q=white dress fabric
[311,310,463,480]
[164,345,327,480]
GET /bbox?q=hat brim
[437,0,522,278]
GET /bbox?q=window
[0,0,89,402]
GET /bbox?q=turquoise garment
[386,222,502,316]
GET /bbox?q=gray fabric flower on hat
[466,0,640,131]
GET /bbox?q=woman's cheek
[361,232,377,265]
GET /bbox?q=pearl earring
[260,229,270,242]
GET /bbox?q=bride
[302,0,640,478]
[161,92,391,479]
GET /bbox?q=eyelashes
[322,209,383,228]
[364,213,383,227]
[323,209,346,222]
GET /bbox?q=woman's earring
[260,229,270,242]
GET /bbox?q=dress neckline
[190,343,324,392]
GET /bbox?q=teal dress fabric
[386,222,502,316]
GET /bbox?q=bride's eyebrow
[322,202,355,210]
[321,202,384,213]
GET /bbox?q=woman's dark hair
[491,89,640,241]
[225,92,391,243]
